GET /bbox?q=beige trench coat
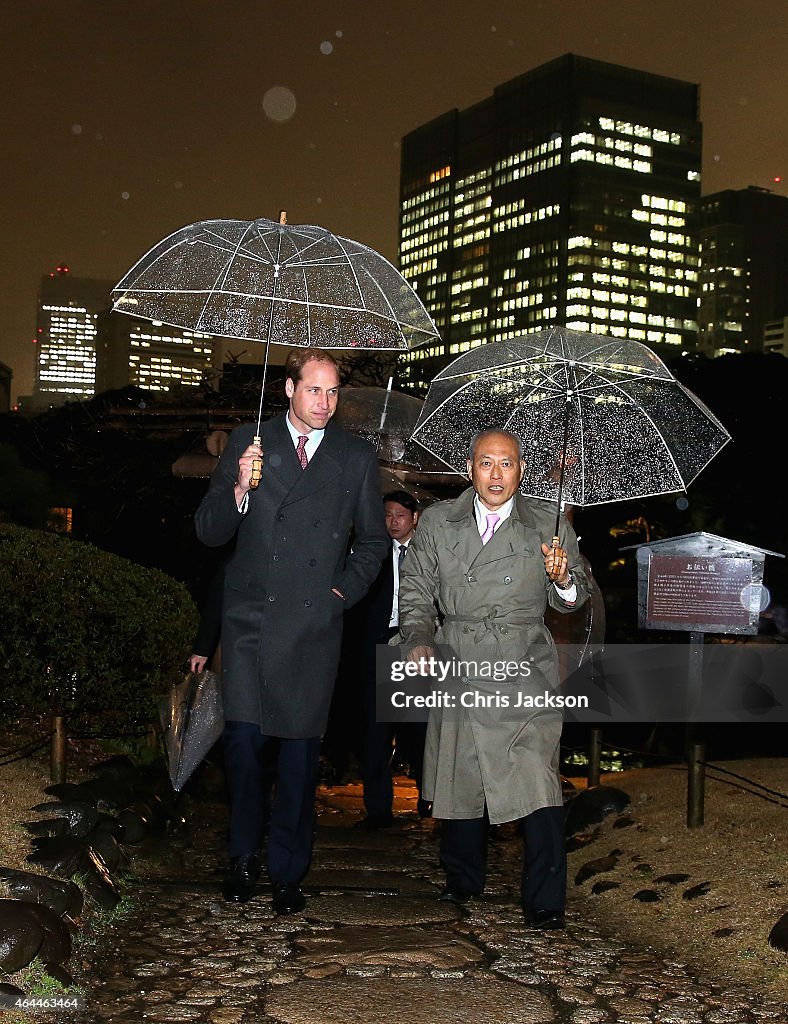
[398,487,590,824]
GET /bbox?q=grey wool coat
[194,415,389,738]
[398,487,590,824]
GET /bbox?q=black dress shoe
[271,883,306,916]
[524,908,566,930]
[222,852,260,903]
[439,885,477,904]
[353,814,394,830]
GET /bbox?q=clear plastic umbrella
[112,212,440,485]
[158,670,223,792]
[333,380,425,464]
[410,326,731,532]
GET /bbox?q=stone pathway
[54,776,786,1024]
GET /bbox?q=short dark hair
[468,428,524,461]
[284,347,339,385]
[383,490,419,514]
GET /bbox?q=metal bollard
[50,714,67,784]
[687,741,705,828]
[588,727,602,787]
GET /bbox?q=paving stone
[302,892,462,925]
[265,974,555,1023]
[292,924,483,969]
[306,867,436,893]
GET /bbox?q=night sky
[3,0,786,402]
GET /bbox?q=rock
[564,785,631,837]
[22,818,69,838]
[26,836,87,877]
[767,912,788,952]
[0,981,26,998]
[0,898,71,973]
[89,755,139,782]
[682,881,712,900]
[591,880,621,895]
[574,849,623,886]
[566,832,599,853]
[31,800,100,837]
[115,806,150,844]
[633,889,663,902]
[0,868,83,916]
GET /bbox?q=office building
[33,265,223,405]
[33,266,115,408]
[764,317,788,357]
[698,187,788,356]
[0,361,11,413]
[96,312,221,394]
[398,54,702,386]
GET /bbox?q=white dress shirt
[389,539,409,628]
[237,417,326,514]
[473,494,576,602]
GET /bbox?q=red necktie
[296,435,308,470]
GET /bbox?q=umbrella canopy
[333,380,464,485]
[111,216,439,353]
[333,382,425,463]
[410,326,731,509]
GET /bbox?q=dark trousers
[361,626,427,817]
[223,721,321,885]
[361,716,427,818]
[439,805,567,912]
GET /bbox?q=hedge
[0,523,199,733]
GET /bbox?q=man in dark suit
[194,348,388,914]
[351,490,429,829]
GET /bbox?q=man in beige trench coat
[398,428,590,929]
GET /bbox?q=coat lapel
[445,489,541,574]
[259,416,302,498]
[279,420,345,506]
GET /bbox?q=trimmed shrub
[0,524,198,733]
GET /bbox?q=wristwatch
[555,573,574,591]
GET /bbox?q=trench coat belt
[443,612,542,643]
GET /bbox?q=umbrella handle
[546,536,564,581]
[249,434,263,489]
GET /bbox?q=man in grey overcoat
[195,348,388,914]
[398,428,590,930]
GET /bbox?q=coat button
[500,626,508,635]
[313,520,321,527]
[277,513,285,521]
[309,559,317,566]
[467,575,476,583]
[462,626,470,633]
[273,554,279,561]
[503,575,512,584]
[304,600,312,607]
[268,595,275,602]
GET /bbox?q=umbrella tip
[279,210,287,224]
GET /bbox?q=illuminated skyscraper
[698,187,788,356]
[398,54,702,386]
[33,265,220,405]
[96,313,220,394]
[33,266,114,407]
